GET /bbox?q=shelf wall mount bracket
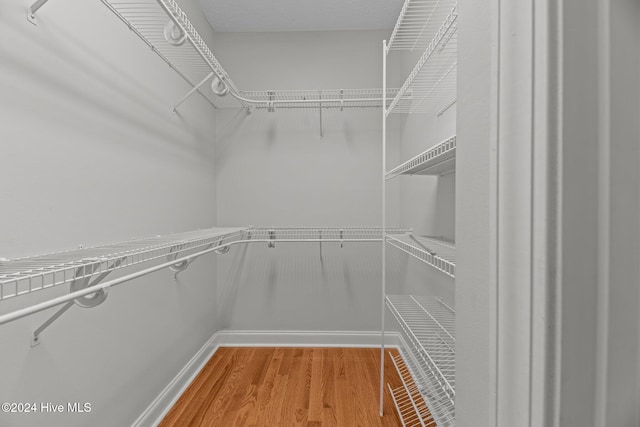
[30,257,126,347]
[167,239,230,280]
[171,72,215,113]
[27,0,50,25]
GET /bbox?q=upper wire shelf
[99,0,400,111]
[100,0,226,109]
[386,234,456,277]
[386,5,457,116]
[387,135,456,179]
[387,0,459,52]
[243,88,401,111]
[386,295,456,426]
[248,227,411,241]
[0,227,246,301]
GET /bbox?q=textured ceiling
[197,0,404,32]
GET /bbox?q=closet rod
[0,237,388,327]
[27,0,49,24]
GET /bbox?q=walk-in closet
[2,0,640,426]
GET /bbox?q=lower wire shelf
[386,295,456,426]
[388,351,432,427]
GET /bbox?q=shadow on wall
[216,243,384,331]
[3,9,216,165]
[217,240,249,328]
[215,108,250,166]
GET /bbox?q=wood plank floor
[160,347,404,427]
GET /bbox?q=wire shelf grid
[387,136,456,179]
[388,352,431,427]
[386,234,456,277]
[100,0,225,108]
[0,227,410,302]
[398,345,456,427]
[247,227,411,241]
[387,0,459,52]
[243,88,401,110]
[0,227,246,301]
[387,295,456,426]
[100,1,402,110]
[387,6,458,116]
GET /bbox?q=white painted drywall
[0,0,219,426]
[212,30,400,331]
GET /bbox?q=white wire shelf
[387,0,459,52]
[247,227,411,241]
[387,295,456,426]
[398,344,456,427]
[388,351,431,427]
[386,5,457,116]
[99,0,400,110]
[0,227,410,302]
[387,136,456,179]
[100,0,228,109]
[386,234,456,277]
[0,227,246,301]
[243,88,401,111]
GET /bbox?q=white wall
[601,1,640,424]
[212,30,396,331]
[454,0,493,425]
[0,1,219,425]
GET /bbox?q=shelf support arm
[31,301,74,347]
[27,0,50,25]
[30,259,122,347]
[172,72,214,113]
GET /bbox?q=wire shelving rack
[387,234,456,278]
[0,226,411,303]
[95,0,401,111]
[386,5,458,116]
[388,351,431,427]
[387,0,458,52]
[381,0,458,422]
[0,227,245,302]
[387,295,456,426]
[386,136,457,179]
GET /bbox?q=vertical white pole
[380,39,388,417]
[595,0,611,424]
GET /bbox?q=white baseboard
[216,329,402,348]
[132,330,402,427]
[131,331,222,427]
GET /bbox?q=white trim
[132,331,222,427]
[216,330,402,348]
[595,0,611,425]
[132,330,403,427]
[488,1,501,426]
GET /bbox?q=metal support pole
[380,39,388,417]
[27,0,50,25]
[172,72,214,112]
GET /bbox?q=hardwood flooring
[159,347,403,427]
